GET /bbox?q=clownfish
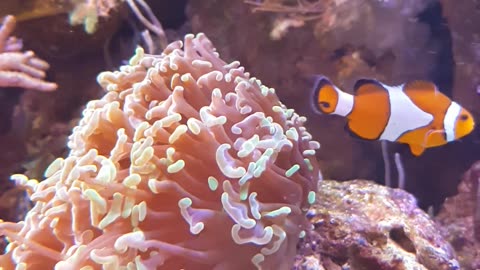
[312,77,475,156]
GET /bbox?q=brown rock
[300,180,459,270]
[435,161,480,270]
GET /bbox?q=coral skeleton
[69,0,168,49]
[0,33,320,269]
[0,15,57,92]
[69,0,119,34]
[244,0,326,21]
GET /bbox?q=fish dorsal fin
[403,80,438,93]
[353,79,387,96]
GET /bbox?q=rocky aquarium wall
[0,0,478,269]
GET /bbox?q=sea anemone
[0,33,320,269]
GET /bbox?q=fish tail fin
[312,76,350,115]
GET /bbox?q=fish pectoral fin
[425,128,443,141]
[408,144,426,156]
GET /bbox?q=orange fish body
[312,77,475,156]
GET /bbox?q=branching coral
[0,15,57,92]
[69,0,120,34]
[244,0,326,40]
[69,0,167,49]
[0,33,320,269]
[244,0,326,21]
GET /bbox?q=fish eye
[459,114,469,121]
[319,101,330,108]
